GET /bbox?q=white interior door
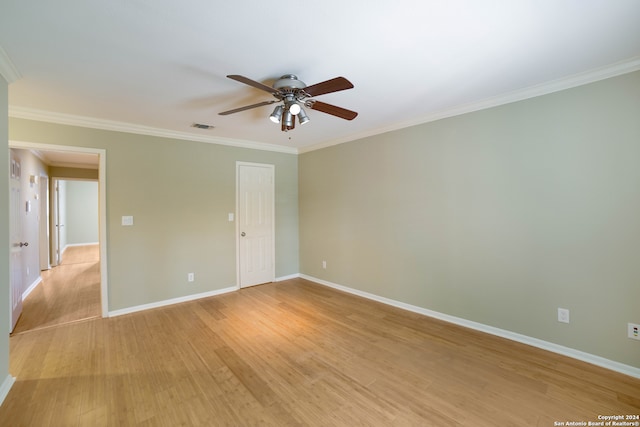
[237,162,275,288]
[9,155,24,332]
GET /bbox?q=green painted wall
[65,180,99,245]
[9,120,299,311]
[0,75,10,393]
[299,71,640,368]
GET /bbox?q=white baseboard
[22,276,42,300]
[0,375,16,407]
[107,274,302,318]
[60,242,98,259]
[61,242,99,258]
[108,286,238,318]
[65,242,99,247]
[300,274,640,379]
[275,273,301,282]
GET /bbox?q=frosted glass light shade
[289,103,301,115]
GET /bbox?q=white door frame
[51,177,62,266]
[8,140,109,318]
[38,176,50,271]
[236,161,275,288]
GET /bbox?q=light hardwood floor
[2,277,638,426]
[11,244,101,335]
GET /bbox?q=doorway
[236,162,275,288]
[51,179,99,267]
[7,141,108,324]
[9,177,103,333]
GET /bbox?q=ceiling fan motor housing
[273,74,306,91]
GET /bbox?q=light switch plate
[122,216,134,226]
[628,323,640,341]
[228,213,234,222]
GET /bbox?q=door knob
[241,232,246,237]
[19,242,29,247]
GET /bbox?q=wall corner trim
[299,274,640,380]
[0,375,16,407]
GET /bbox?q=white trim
[8,106,297,154]
[38,175,50,271]
[8,141,110,318]
[299,56,640,154]
[0,375,16,407]
[98,150,108,317]
[0,44,21,84]
[275,273,300,282]
[64,242,100,248]
[6,58,639,156]
[108,286,237,318]
[300,274,640,379]
[22,276,42,300]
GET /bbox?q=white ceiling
[1,1,639,153]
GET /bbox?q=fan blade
[307,100,358,120]
[227,75,279,95]
[219,100,277,115]
[303,77,354,97]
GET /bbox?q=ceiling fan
[219,74,358,131]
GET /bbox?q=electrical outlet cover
[558,308,570,324]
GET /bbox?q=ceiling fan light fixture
[297,108,310,125]
[269,105,283,123]
[220,74,357,132]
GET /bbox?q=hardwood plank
[1,278,638,426]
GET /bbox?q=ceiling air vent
[191,123,215,130]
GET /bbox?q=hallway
[11,244,101,335]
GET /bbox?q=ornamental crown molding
[8,106,298,154]
[300,56,640,154]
